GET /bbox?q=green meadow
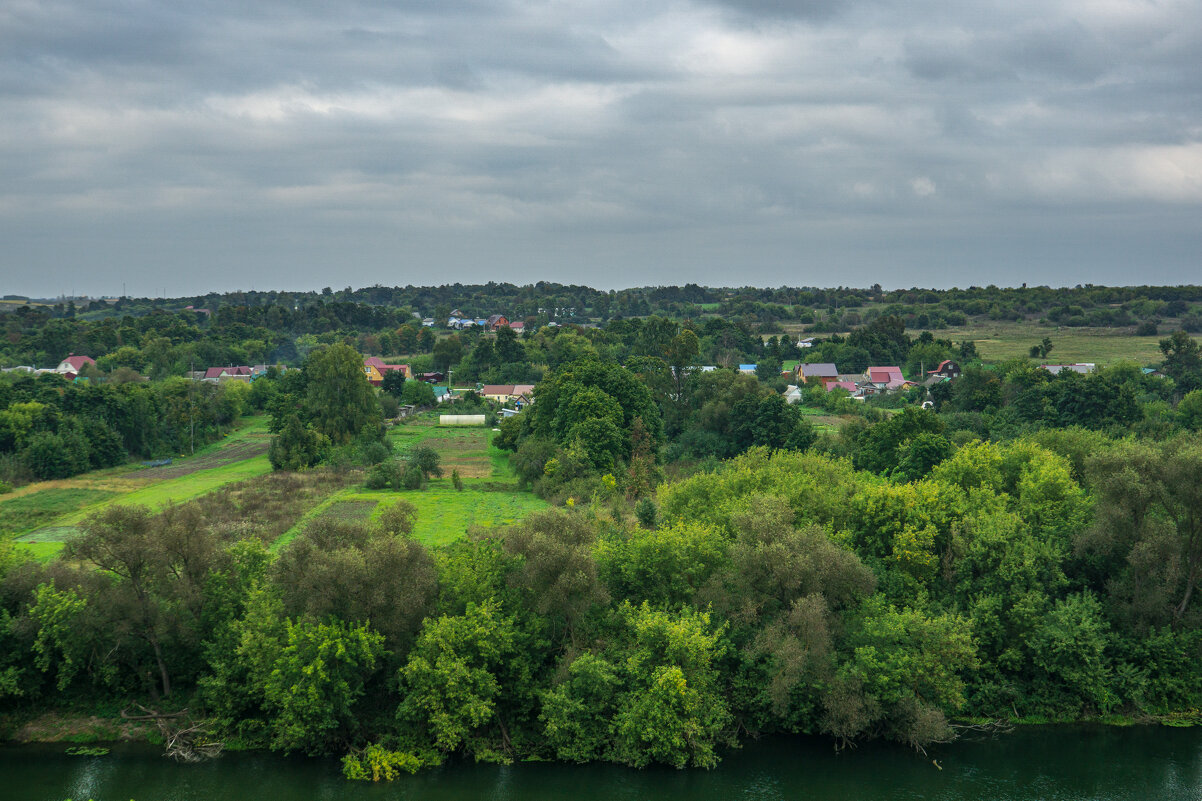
[2,416,273,557]
[0,488,117,537]
[778,320,1165,367]
[276,414,546,550]
[944,322,1165,366]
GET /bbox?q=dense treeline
[2,435,1200,773]
[0,371,252,487]
[6,282,1202,374]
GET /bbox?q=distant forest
[3,281,1202,371]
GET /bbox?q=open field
[938,321,1165,366]
[274,413,547,550]
[4,411,548,559]
[0,489,117,537]
[3,416,274,556]
[774,319,1166,367]
[136,439,269,479]
[388,417,497,478]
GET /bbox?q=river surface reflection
[2,724,1199,801]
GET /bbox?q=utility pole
[189,359,195,455]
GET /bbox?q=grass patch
[271,415,544,551]
[0,489,116,536]
[315,500,379,522]
[355,484,549,547]
[13,541,66,561]
[2,416,278,548]
[52,454,273,526]
[15,526,79,543]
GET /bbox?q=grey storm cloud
[0,0,1199,297]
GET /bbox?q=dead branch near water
[121,704,223,762]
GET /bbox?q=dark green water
[3,725,1199,801]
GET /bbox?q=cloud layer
[2,0,1200,295]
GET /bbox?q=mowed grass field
[275,414,547,551]
[775,318,1166,367]
[939,321,1165,366]
[1,416,274,557]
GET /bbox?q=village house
[478,384,536,404]
[479,384,515,402]
[511,385,535,407]
[363,357,410,386]
[927,360,962,380]
[866,366,906,390]
[485,314,509,331]
[202,366,253,382]
[55,353,96,378]
[795,362,839,385]
[1040,363,1096,375]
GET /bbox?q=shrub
[400,463,424,489]
[635,497,659,529]
[410,445,442,479]
[361,441,391,466]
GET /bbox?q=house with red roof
[55,354,96,378]
[926,360,961,380]
[866,366,906,388]
[203,365,253,381]
[363,357,410,385]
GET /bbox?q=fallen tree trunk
[121,705,223,762]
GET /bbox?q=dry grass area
[11,713,154,743]
[189,470,354,545]
[430,432,495,478]
[314,499,378,522]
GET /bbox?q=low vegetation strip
[0,489,116,536]
[133,440,270,480]
[14,526,78,543]
[315,500,379,522]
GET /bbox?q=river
[2,725,1199,801]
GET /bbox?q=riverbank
[4,705,1195,749]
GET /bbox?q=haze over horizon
[2,0,1199,298]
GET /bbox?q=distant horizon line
[9,279,1202,302]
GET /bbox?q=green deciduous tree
[398,600,520,756]
[303,344,382,445]
[262,617,385,754]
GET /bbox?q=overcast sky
[1,0,1199,298]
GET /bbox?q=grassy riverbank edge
[5,707,1196,750]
